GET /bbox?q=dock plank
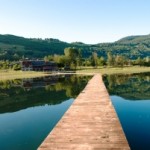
[38,74,130,150]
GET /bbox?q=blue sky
[0,0,150,44]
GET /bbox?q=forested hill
[116,34,150,44]
[0,34,69,60]
[0,34,150,60]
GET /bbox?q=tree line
[0,34,150,61]
[44,47,150,70]
[0,47,149,71]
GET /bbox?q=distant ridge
[116,34,150,44]
[0,34,150,60]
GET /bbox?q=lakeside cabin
[21,60,58,71]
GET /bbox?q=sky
[0,0,150,44]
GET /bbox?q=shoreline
[76,66,150,75]
[0,66,150,81]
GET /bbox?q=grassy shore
[0,70,51,81]
[0,66,150,81]
[76,66,150,75]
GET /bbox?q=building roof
[22,60,56,66]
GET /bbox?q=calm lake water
[1,73,150,150]
[0,75,91,150]
[104,72,150,150]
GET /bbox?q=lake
[104,72,150,150]
[0,75,91,150]
[0,73,150,150]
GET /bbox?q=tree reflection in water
[103,72,150,100]
[0,75,91,113]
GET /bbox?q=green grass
[76,66,150,75]
[0,66,150,81]
[0,70,50,81]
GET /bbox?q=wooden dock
[38,74,130,150]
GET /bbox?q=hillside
[116,34,150,44]
[0,34,69,60]
[95,34,150,59]
[0,34,150,60]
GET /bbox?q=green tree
[44,55,53,61]
[91,52,98,68]
[98,56,106,66]
[13,63,21,70]
[64,47,80,70]
[134,57,144,66]
[76,49,82,68]
[53,55,68,68]
[114,55,125,67]
[83,58,91,66]
[107,52,114,66]
[143,57,150,66]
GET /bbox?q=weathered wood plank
[38,74,130,150]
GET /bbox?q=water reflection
[103,72,150,100]
[0,75,91,150]
[0,75,91,113]
[104,72,150,150]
